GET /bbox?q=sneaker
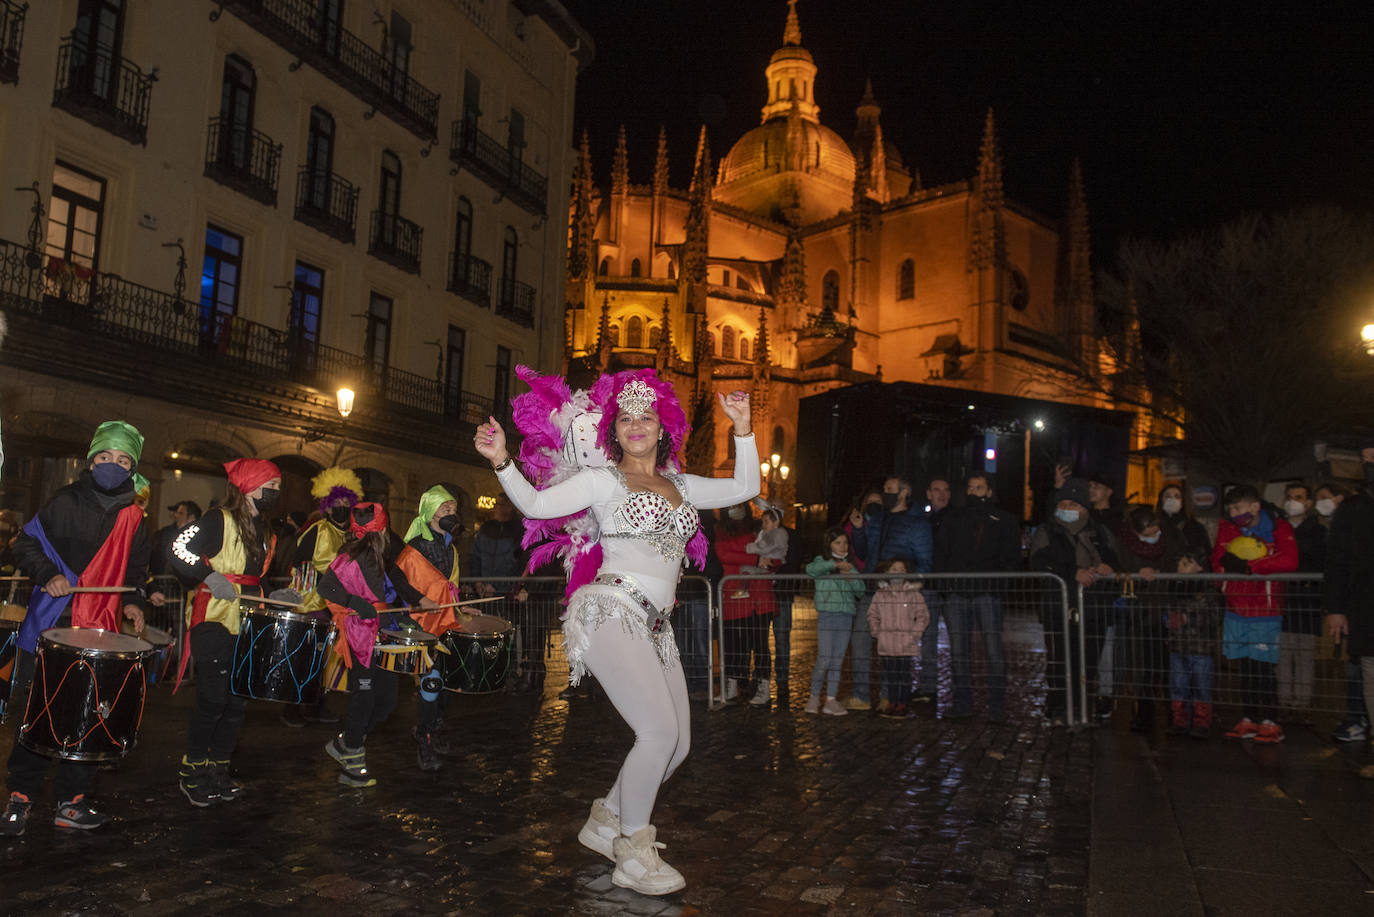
[1226,717,1260,740]
[54,795,109,830]
[876,699,891,714]
[748,679,770,706]
[1253,720,1284,744]
[280,706,308,728]
[576,797,620,861]
[0,793,31,838]
[821,697,848,716]
[207,760,244,802]
[178,756,219,808]
[843,696,872,711]
[612,826,686,896]
[1333,719,1368,743]
[326,736,377,787]
[415,732,442,772]
[804,696,820,715]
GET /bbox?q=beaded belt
[592,573,670,634]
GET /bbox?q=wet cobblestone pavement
[0,614,1092,916]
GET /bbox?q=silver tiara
[616,378,657,415]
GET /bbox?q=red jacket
[1210,513,1298,617]
[713,529,778,620]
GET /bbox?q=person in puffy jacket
[805,527,866,716]
[866,559,929,718]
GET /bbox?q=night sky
[560,0,1374,263]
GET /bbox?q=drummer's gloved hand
[204,572,238,601]
[347,596,378,620]
[269,588,303,605]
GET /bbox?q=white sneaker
[821,697,849,716]
[749,679,770,706]
[612,825,686,896]
[804,695,820,714]
[576,797,619,861]
[723,678,739,701]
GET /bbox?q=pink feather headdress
[510,365,707,601]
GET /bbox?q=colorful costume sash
[327,554,397,668]
[18,504,142,653]
[394,543,462,634]
[291,519,347,612]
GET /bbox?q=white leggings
[581,620,690,835]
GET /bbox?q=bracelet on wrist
[492,457,513,472]
[733,430,754,438]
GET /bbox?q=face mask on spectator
[1138,532,1161,545]
[1283,499,1307,518]
[880,492,900,510]
[1161,496,1182,515]
[1230,511,1254,528]
[1316,498,1336,517]
[1054,508,1080,524]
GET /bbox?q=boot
[612,826,686,896]
[1167,700,1189,736]
[576,797,619,861]
[748,679,770,706]
[207,759,244,802]
[1190,702,1212,739]
[178,756,218,808]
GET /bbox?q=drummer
[170,458,289,808]
[2,420,150,838]
[318,502,408,787]
[282,466,363,727]
[389,485,465,771]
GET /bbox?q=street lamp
[761,451,790,497]
[1362,324,1374,356]
[336,387,356,419]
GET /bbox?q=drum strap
[591,573,671,634]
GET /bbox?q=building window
[218,55,256,171]
[365,292,391,377]
[72,0,126,101]
[500,225,518,304]
[444,324,466,419]
[598,257,610,276]
[200,224,243,346]
[385,10,412,102]
[304,106,335,209]
[721,269,731,287]
[316,0,343,56]
[649,324,662,348]
[462,70,481,132]
[290,261,324,365]
[822,269,840,312]
[493,345,512,421]
[379,150,401,219]
[508,108,525,165]
[897,258,915,301]
[739,336,750,361]
[46,161,105,273]
[630,258,642,277]
[626,315,644,348]
[736,275,750,291]
[721,325,735,359]
[454,196,473,262]
[1011,268,1030,311]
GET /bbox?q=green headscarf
[132,472,150,496]
[404,485,456,542]
[87,420,144,465]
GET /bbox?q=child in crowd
[866,559,928,718]
[1165,552,1221,739]
[742,500,788,574]
[804,527,866,716]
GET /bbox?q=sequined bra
[605,469,700,562]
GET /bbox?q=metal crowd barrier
[716,572,1074,722]
[1073,573,1345,733]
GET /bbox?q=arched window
[626,315,644,348]
[822,269,840,312]
[1011,268,1030,311]
[739,336,750,361]
[649,324,662,348]
[897,258,915,300]
[598,257,610,276]
[721,325,735,359]
[630,258,642,277]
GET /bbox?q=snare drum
[121,621,175,684]
[18,627,152,761]
[321,626,439,691]
[435,614,514,693]
[0,619,18,722]
[230,606,335,704]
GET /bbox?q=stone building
[0,0,591,527]
[563,1,1149,511]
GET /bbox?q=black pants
[745,613,774,681]
[1042,595,1108,716]
[415,689,447,735]
[6,649,98,802]
[185,623,248,761]
[1238,657,1279,722]
[343,659,398,749]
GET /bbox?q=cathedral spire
[684,128,712,287]
[968,107,1006,273]
[656,297,674,367]
[595,293,613,371]
[761,0,819,122]
[611,125,629,195]
[976,108,1004,210]
[652,126,669,196]
[783,0,802,46]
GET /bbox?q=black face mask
[969,494,992,504]
[253,490,281,514]
[330,504,352,527]
[437,513,461,533]
[880,492,900,510]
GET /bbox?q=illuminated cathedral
[562,1,1116,504]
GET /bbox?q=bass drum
[230,606,335,704]
[436,614,514,693]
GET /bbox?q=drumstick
[237,593,307,609]
[368,595,506,616]
[68,586,137,593]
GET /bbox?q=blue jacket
[852,506,933,574]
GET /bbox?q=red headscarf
[350,502,389,539]
[223,458,281,494]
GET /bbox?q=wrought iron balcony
[213,0,439,141]
[449,120,548,216]
[0,1,26,85]
[294,167,358,244]
[52,36,156,145]
[446,252,491,307]
[368,211,422,274]
[496,277,535,328]
[204,117,282,206]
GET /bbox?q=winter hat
[1054,477,1092,510]
[223,458,281,494]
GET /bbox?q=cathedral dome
[720,116,856,186]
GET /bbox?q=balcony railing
[204,117,282,206]
[0,234,493,426]
[0,0,26,85]
[368,211,422,274]
[294,166,359,244]
[52,36,156,145]
[215,0,439,141]
[449,119,548,216]
[446,252,491,306]
[496,277,535,327]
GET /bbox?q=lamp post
[759,451,790,499]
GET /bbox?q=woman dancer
[476,368,757,896]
